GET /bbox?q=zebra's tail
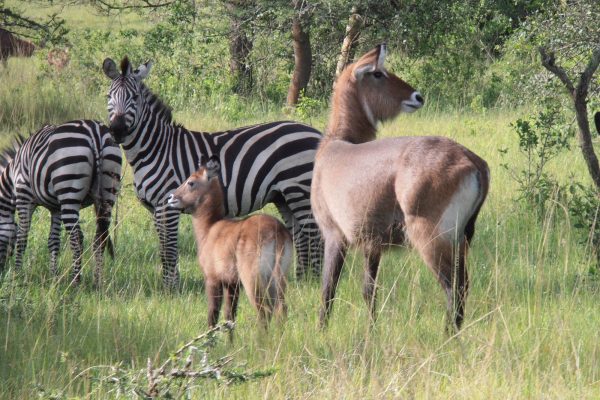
[106,236,115,259]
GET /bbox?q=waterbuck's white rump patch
[438,172,480,242]
[259,240,277,283]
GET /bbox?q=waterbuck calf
[312,44,490,331]
[168,158,292,329]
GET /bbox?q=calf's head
[168,158,221,212]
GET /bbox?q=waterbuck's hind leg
[319,232,347,328]
[224,282,241,342]
[362,249,382,325]
[405,217,469,332]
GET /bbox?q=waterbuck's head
[168,157,221,213]
[329,44,423,141]
[102,56,152,144]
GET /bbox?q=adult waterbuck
[312,44,490,331]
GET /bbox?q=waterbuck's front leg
[363,250,382,324]
[319,232,347,328]
[206,281,224,328]
[153,204,181,290]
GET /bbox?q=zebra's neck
[119,87,219,208]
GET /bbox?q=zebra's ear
[134,60,153,81]
[102,58,119,80]
[205,156,221,180]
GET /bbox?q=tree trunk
[540,46,600,192]
[334,6,362,80]
[226,1,253,95]
[286,10,312,107]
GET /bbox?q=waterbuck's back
[312,135,488,246]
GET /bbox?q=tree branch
[539,47,575,94]
[577,45,600,96]
[91,0,175,11]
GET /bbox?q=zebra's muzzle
[109,115,129,143]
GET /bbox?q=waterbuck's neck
[325,76,377,144]
[191,179,226,251]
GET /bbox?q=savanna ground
[1,3,600,399]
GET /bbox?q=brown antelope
[311,44,490,331]
[168,158,292,329]
[0,28,34,65]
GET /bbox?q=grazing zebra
[102,56,322,288]
[0,121,122,285]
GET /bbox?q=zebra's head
[103,56,153,144]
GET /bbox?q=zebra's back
[16,120,121,210]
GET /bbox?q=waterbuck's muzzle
[109,114,128,143]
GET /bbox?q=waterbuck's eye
[373,71,383,79]
[187,181,195,188]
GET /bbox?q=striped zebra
[0,121,122,285]
[102,56,322,288]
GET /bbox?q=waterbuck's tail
[465,163,490,244]
[257,235,292,320]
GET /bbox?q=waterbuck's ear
[353,43,387,80]
[102,58,119,79]
[134,60,153,81]
[205,156,221,179]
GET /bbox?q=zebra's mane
[141,83,183,129]
[0,133,26,171]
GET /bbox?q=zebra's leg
[92,201,113,288]
[14,203,34,271]
[61,206,84,285]
[153,205,181,290]
[47,212,61,277]
[274,202,308,278]
[279,189,324,277]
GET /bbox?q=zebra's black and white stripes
[0,120,122,285]
[103,57,322,288]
